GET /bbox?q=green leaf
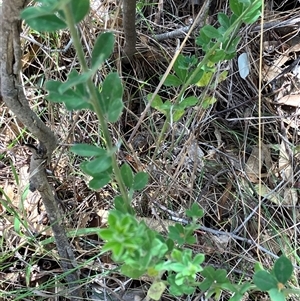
[150,238,168,257]
[243,1,262,24]
[14,216,21,235]
[71,144,106,157]
[83,156,112,174]
[201,25,222,39]
[70,0,90,23]
[190,69,204,85]
[218,13,230,29]
[149,94,163,107]
[147,281,167,301]
[196,32,211,49]
[273,256,293,285]
[220,282,237,292]
[180,96,198,108]
[171,248,183,262]
[172,108,185,122]
[99,73,124,122]
[185,233,196,244]
[201,266,215,279]
[268,288,285,301]
[239,0,251,4]
[253,270,278,291]
[21,7,67,32]
[132,172,148,191]
[46,80,92,110]
[114,196,135,215]
[107,97,124,123]
[196,72,214,87]
[75,81,90,100]
[210,49,226,63]
[91,32,115,69]
[58,71,93,94]
[168,224,185,245]
[167,262,185,273]
[63,93,92,110]
[229,0,244,17]
[243,10,261,24]
[98,228,114,240]
[121,264,146,278]
[228,293,244,301]
[37,0,73,11]
[192,253,205,265]
[182,249,193,264]
[222,37,241,53]
[120,163,133,189]
[218,26,227,35]
[89,171,112,190]
[186,202,204,218]
[159,100,172,112]
[175,283,195,295]
[198,278,213,291]
[45,70,93,110]
[106,210,118,226]
[165,238,174,252]
[102,241,124,260]
[217,70,228,83]
[173,55,189,81]
[163,74,182,87]
[254,261,264,272]
[149,94,169,115]
[228,13,237,26]
[82,165,113,181]
[239,281,252,294]
[215,269,229,283]
[224,51,237,61]
[175,273,186,286]
[202,96,217,109]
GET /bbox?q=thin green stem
[62,4,129,204]
[177,0,261,102]
[152,115,170,160]
[152,0,261,159]
[284,288,300,295]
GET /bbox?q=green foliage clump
[21,0,300,300]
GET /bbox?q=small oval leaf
[71,144,106,157]
[268,288,285,301]
[71,0,90,23]
[120,164,133,188]
[132,172,148,191]
[91,33,115,69]
[21,7,67,32]
[163,74,182,87]
[147,281,167,301]
[201,25,222,39]
[89,174,111,190]
[273,256,293,285]
[253,270,278,291]
[84,156,112,174]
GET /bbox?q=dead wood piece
[251,17,300,32]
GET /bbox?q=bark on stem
[122,0,137,60]
[0,1,82,299]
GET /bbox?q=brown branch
[153,0,210,42]
[0,1,82,299]
[122,0,137,60]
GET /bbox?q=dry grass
[1,0,300,300]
